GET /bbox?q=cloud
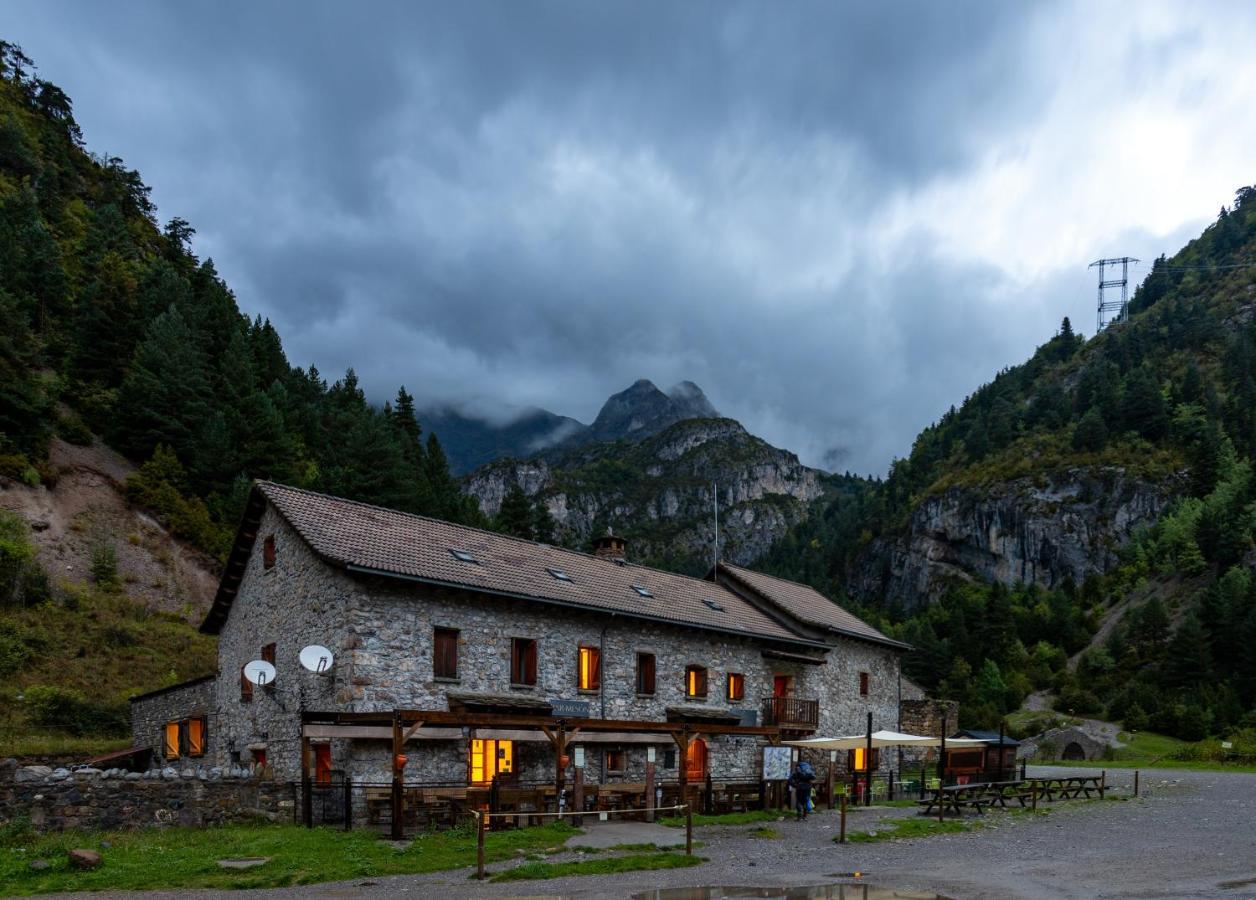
[10,0,1256,473]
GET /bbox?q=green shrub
[56,414,94,446]
[90,536,120,590]
[0,622,30,678]
[0,510,35,605]
[22,684,129,736]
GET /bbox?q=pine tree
[112,306,211,463]
[496,485,534,539]
[1072,407,1108,452]
[531,498,557,544]
[1119,368,1169,440]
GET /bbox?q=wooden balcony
[760,697,819,731]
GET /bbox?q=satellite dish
[243,660,276,686]
[299,644,334,674]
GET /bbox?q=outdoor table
[1025,775,1104,801]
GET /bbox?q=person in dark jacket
[787,761,815,820]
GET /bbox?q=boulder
[16,765,52,783]
[74,768,103,779]
[29,859,50,871]
[67,849,102,869]
[161,767,179,780]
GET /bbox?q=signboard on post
[574,747,585,768]
[549,699,590,717]
[762,745,792,781]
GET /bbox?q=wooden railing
[760,696,819,729]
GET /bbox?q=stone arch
[1062,741,1086,761]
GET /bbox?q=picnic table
[917,780,1028,816]
[1024,774,1105,801]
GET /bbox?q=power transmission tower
[1090,257,1139,330]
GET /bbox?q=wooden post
[1031,782,1038,812]
[839,793,847,844]
[675,729,690,813]
[1134,769,1140,797]
[572,756,584,827]
[685,803,693,856]
[889,769,895,802]
[705,772,714,815]
[865,711,873,807]
[1021,759,1027,780]
[919,763,926,800]
[390,711,404,841]
[475,811,486,880]
[343,774,352,832]
[937,712,946,823]
[300,735,313,828]
[827,753,836,811]
[645,750,656,823]
[998,719,1006,781]
[554,723,567,814]
[1100,770,1106,800]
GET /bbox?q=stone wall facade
[130,677,215,764]
[0,760,293,832]
[135,500,909,790]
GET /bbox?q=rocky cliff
[464,417,826,570]
[849,467,1178,610]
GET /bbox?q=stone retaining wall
[0,759,294,832]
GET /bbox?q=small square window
[859,671,870,696]
[262,535,276,569]
[727,672,744,702]
[632,584,653,598]
[547,567,572,582]
[449,549,478,563]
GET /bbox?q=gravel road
[55,766,1256,900]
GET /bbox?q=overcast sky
[11,1,1256,473]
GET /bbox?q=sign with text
[548,698,591,718]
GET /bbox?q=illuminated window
[849,747,880,772]
[434,627,459,679]
[511,638,537,686]
[577,646,601,691]
[314,743,332,786]
[727,672,744,702]
[163,722,181,760]
[685,665,708,699]
[636,652,656,695]
[468,739,514,785]
[859,671,870,696]
[263,535,276,569]
[252,748,267,768]
[186,716,206,757]
[606,748,626,773]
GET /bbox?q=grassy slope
[1,822,578,895]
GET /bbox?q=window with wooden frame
[252,748,267,768]
[163,716,207,759]
[263,534,276,569]
[636,652,656,695]
[577,645,600,691]
[859,671,870,696]
[511,637,538,686]
[727,672,744,702]
[434,627,459,680]
[685,665,708,699]
[605,748,626,774]
[848,747,880,772]
[240,664,253,702]
[314,743,332,785]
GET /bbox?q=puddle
[632,886,949,900]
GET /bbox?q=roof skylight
[547,567,573,582]
[449,549,479,564]
[632,584,653,598]
[702,598,725,612]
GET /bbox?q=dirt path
[66,766,1256,900]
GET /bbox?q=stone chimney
[592,527,627,561]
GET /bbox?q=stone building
[132,481,910,790]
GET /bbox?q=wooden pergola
[300,709,783,838]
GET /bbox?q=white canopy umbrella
[783,730,988,750]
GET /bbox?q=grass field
[487,851,702,883]
[0,822,580,895]
[658,809,785,827]
[842,816,972,843]
[1042,731,1256,773]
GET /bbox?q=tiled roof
[221,482,820,647]
[717,563,906,649]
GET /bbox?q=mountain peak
[589,379,720,443]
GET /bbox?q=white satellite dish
[299,644,334,674]
[243,659,276,686]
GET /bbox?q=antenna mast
[1090,257,1139,330]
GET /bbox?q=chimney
[592,527,627,562]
